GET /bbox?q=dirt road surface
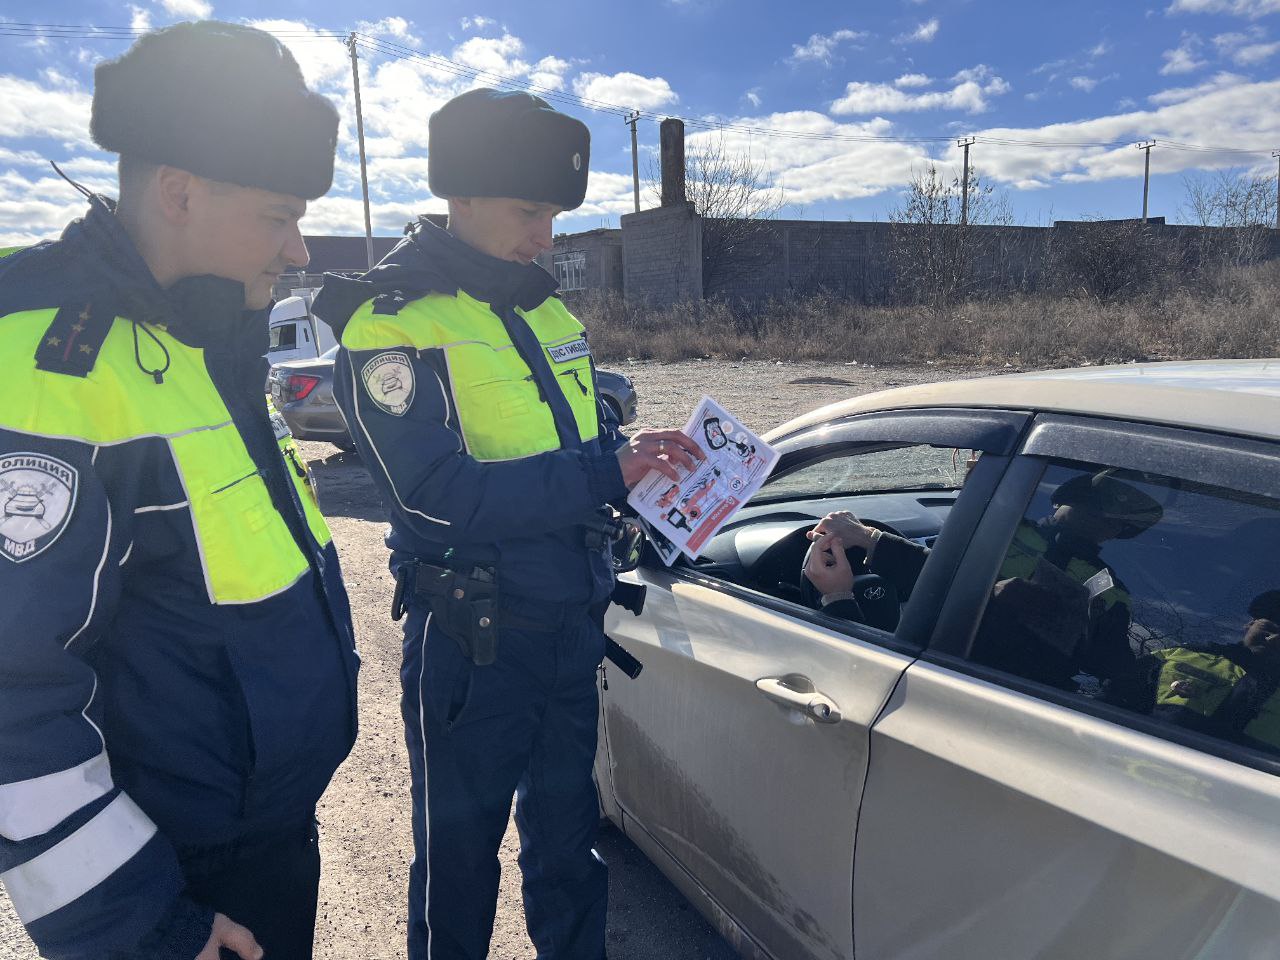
[1,360,977,960]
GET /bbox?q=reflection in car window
[269,324,296,350]
[970,460,1280,762]
[752,444,980,504]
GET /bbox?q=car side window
[968,459,1280,761]
[674,442,989,641]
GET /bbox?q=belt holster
[393,561,500,666]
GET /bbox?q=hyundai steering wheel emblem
[863,585,886,601]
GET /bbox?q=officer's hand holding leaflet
[616,428,705,487]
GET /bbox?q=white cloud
[356,17,419,45]
[894,73,932,88]
[0,76,92,145]
[789,29,867,65]
[963,75,1280,188]
[530,55,570,92]
[833,65,1008,114]
[1148,70,1246,104]
[460,16,496,31]
[745,88,762,107]
[895,18,940,44]
[129,5,152,31]
[453,33,531,77]
[1089,40,1112,58]
[573,72,677,110]
[1213,28,1280,64]
[159,0,213,17]
[1167,0,1280,17]
[1070,76,1100,91]
[248,20,350,87]
[1161,34,1207,73]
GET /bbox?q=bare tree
[648,135,784,297]
[1180,168,1278,268]
[886,164,1015,307]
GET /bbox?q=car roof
[766,359,1280,443]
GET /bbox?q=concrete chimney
[660,118,686,207]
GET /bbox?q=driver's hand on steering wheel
[804,533,855,597]
[808,511,879,556]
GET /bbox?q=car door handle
[755,676,842,724]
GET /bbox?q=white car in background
[597,360,1280,960]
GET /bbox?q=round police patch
[362,351,416,417]
[0,453,78,563]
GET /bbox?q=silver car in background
[598,360,1280,960]
[269,347,638,451]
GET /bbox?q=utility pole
[347,32,375,269]
[1273,150,1280,231]
[625,110,642,214]
[1135,141,1156,223]
[957,137,976,226]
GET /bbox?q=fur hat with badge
[428,89,591,210]
[90,20,339,200]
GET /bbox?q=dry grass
[575,260,1280,368]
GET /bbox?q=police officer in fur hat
[0,22,358,960]
[314,89,701,960]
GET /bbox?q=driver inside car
[805,469,1163,691]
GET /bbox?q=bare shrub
[574,259,1280,368]
[647,135,784,298]
[886,164,1016,308]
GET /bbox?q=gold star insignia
[45,336,61,347]
[79,344,94,355]
[71,323,85,334]
[78,306,91,324]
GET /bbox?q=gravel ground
[1,360,979,960]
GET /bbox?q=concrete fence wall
[620,202,703,305]
[613,212,1280,304]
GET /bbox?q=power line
[1,21,1276,157]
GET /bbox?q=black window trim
[769,407,1030,482]
[645,406,1032,655]
[924,411,1280,778]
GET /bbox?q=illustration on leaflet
[627,396,779,565]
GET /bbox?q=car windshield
[751,443,979,504]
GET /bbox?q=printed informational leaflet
[627,396,779,565]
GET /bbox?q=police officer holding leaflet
[316,89,700,960]
[0,22,359,960]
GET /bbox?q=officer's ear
[446,196,474,225]
[154,165,196,226]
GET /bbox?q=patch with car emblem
[0,453,78,563]
[362,351,416,417]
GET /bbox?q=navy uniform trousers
[401,594,608,960]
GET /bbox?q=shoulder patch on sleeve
[361,351,416,416]
[0,452,79,562]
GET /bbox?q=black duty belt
[392,560,644,679]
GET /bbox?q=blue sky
[1,0,1278,244]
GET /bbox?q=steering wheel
[797,520,903,632]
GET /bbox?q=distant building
[272,214,448,300]
[539,228,624,296]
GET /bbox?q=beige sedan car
[597,360,1280,960]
